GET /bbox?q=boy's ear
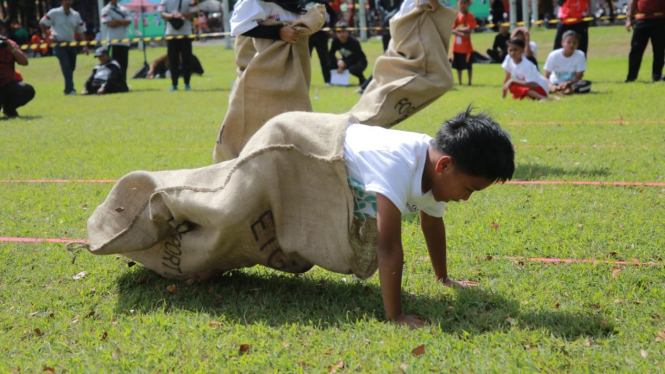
[435,156,453,173]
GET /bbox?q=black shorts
[451,52,472,71]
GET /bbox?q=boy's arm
[376,194,424,329]
[502,71,511,98]
[420,211,478,287]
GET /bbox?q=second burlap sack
[349,3,455,127]
[213,5,325,163]
[85,112,378,281]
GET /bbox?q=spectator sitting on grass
[81,46,128,95]
[329,21,368,85]
[502,38,557,102]
[487,23,509,63]
[544,30,591,95]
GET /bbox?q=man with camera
[101,0,132,90]
[0,32,35,118]
[39,0,88,95]
[159,0,197,91]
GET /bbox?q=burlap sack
[234,35,257,77]
[84,112,378,280]
[213,5,326,163]
[348,4,455,127]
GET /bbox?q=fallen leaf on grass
[101,331,108,341]
[72,271,87,280]
[115,207,125,213]
[85,311,95,318]
[634,301,643,305]
[658,331,665,340]
[363,286,373,295]
[282,342,290,348]
[215,294,222,301]
[112,348,120,360]
[238,344,250,354]
[577,223,583,229]
[641,349,648,358]
[555,303,560,308]
[43,367,55,373]
[296,361,311,367]
[208,286,216,293]
[564,292,569,297]
[614,299,628,303]
[612,267,622,278]
[185,279,195,287]
[411,344,425,356]
[71,316,79,324]
[34,328,43,336]
[48,313,54,319]
[166,284,177,293]
[29,312,38,317]
[609,251,618,258]
[327,361,344,373]
[82,204,88,210]
[490,221,500,230]
[127,262,136,268]
[486,256,492,261]
[399,363,408,373]
[208,321,223,328]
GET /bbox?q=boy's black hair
[507,38,525,49]
[434,107,515,183]
[562,30,579,42]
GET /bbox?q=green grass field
[1,25,664,373]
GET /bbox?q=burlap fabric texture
[234,35,256,78]
[213,5,325,163]
[349,4,455,127]
[84,112,378,280]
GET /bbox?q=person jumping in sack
[81,46,128,95]
[159,0,197,91]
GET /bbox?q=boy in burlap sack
[215,0,456,162]
[83,106,515,329]
[348,0,456,128]
[212,0,326,162]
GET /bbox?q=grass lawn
[1,25,664,373]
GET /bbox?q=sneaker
[65,90,77,95]
[325,82,332,87]
[184,84,192,91]
[168,85,178,92]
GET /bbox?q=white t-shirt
[343,122,446,219]
[158,0,196,36]
[527,41,537,58]
[502,56,550,94]
[40,7,86,42]
[230,0,300,36]
[101,4,131,46]
[544,48,587,85]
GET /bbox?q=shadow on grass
[0,115,43,121]
[115,267,614,338]
[514,163,610,179]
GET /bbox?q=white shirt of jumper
[527,40,538,58]
[544,48,587,85]
[502,56,550,94]
[101,4,131,46]
[40,7,86,42]
[231,0,300,36]
[343,122,446,219]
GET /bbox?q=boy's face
[561,36,578,53]
[337,30,349,43]
[507,43,523,61]
[459,0,470,12]
[430,156,494,203]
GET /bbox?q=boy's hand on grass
[280,25,299,44]
[394,314,426,329]
[503,80,512,91]
[440,277,479,288]
[502,87,507,98]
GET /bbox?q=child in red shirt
[451,0,477,86]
